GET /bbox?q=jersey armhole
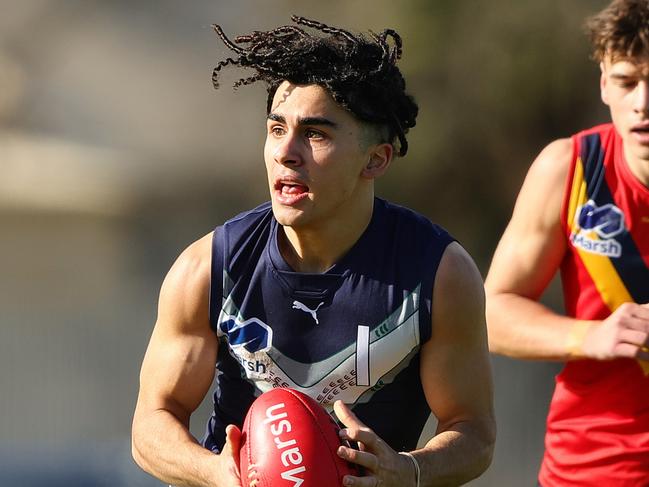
[208,226,225,332]
[559,135,580,236]
[420,230,456,344]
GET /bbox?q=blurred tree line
[355,0,608,267]
[122,0,610,271]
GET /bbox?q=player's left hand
[333,400,417,487]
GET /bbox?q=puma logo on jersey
[292,300,324,324]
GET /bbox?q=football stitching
[247,463,260,487]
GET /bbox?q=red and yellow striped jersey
[540,123,649,486]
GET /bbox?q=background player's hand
[333,401,417,487]
[581,303,649,361]
[216,424,243,487]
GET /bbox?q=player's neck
[631,161,649,188]
[624,150,649,188]
[279,197,374,273]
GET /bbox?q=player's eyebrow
[267,113,338,128]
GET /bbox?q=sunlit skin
[485,55,649,362]
[484,50,649,485]
[264,81,392,273]
[600,56,649,185]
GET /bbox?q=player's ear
[361,143,393,180]
[600,61,610,106]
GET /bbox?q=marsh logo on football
[570,200,625,258]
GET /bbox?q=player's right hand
[581,302,649,361]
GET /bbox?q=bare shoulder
[136,231,217,419]
[167,231,213,280]
[422,241,492,424]
[525,137,573,190]
[485,138,572,310]
[506,137,574,235]
[158,231,214,332]
[436,242,483,292]
[432,242,486,336]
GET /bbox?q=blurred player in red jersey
[486,1,649,485]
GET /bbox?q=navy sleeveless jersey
[202,198,454,453]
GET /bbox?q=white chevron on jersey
[220,285,421,408]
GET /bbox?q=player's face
[600,56,649,166]
[264,81,389,229]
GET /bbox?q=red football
[239,388,356,487]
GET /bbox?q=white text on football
[262,401,306,486]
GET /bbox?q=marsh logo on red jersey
[570,200,625,258]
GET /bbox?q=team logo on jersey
[292,300,324,324]
[219,315,273,353]
[570,200,625,258]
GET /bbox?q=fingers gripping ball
[239,388,357,487]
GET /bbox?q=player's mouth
[630,121,649,145]
[273,177,310,206]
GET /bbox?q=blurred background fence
[0,1,608,485]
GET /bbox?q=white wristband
[399,451,420,487]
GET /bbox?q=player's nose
[633,80,649,114]
[273,130,303,167]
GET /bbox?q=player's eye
[305,129,324,140]
[270,125,286,137]
[619,81,637,89]
[613,76,638,89]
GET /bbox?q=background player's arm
[131,232,242,487]
[484,138,575,360]
[484,139,649,361]
[335,242,496,486]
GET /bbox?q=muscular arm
[484,138,575,360]
[335,242,495,486]
[414,242,496,485]
[485,139,649,362]
[131,232,241,487]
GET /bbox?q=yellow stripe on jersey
[566,156,587,230]
[574,247,633,311]
[567,158,649,374]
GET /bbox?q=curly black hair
[211,15,418,157]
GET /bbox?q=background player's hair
[585,0,649,62]
[211,15,418,157]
